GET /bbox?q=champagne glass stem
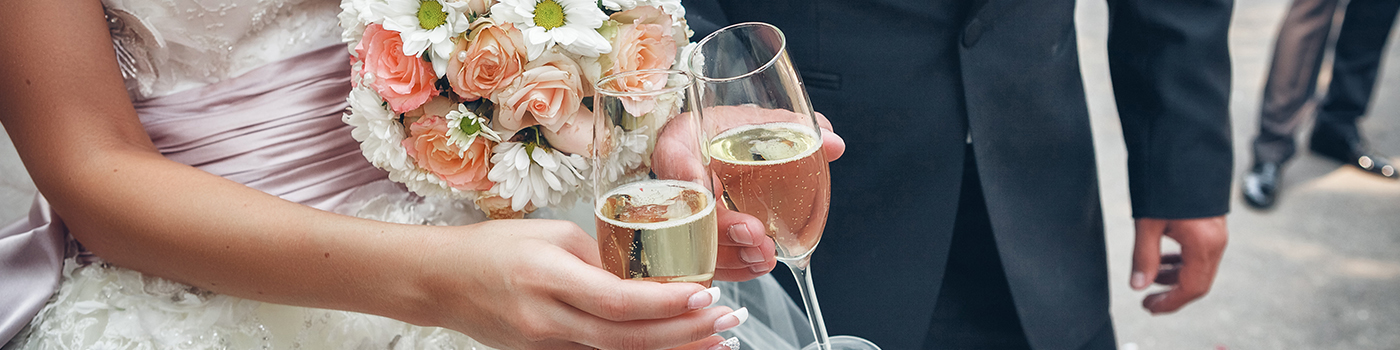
[788,261,832,350]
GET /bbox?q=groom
[685,0,1234,349]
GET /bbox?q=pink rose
[447,21,527,101]
[541,107,595,156]
[493,51,585,133]
[402,114,496,191]
[357,24,438,113]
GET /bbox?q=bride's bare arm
[0,1,737,349]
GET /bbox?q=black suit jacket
[685,0,1233,349]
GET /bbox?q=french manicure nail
[714,307,749,332]
[728,224,754,246]
[739,247,765,264]
[708,337,740,350]
[688,287,721,310]
[1131,272,1146,290]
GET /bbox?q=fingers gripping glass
[691,22,880,350]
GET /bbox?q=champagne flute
[691,22,880,350]
[593,69,718,287]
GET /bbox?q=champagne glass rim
[595,69,693,98]
[689,22,788,83]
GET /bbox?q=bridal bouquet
[338,0,694,218]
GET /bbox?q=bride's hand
[653,106,846,282]
[419,219,745,350]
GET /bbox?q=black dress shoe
[1242,162,1280,209]
[1308,139,1398,179]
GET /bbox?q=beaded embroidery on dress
[104,0,344,99]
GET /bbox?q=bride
[0,0,842,349]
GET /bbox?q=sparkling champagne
[708,122,830,261]
[596,180,718,285]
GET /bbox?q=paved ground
[2,0,1398,348]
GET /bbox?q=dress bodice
[104,0,343,99]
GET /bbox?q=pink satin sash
[0,45,383,343]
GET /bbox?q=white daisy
[344,85,413,174]
[491,0,612,60]
[338,0,371,54]
[488,136,590,211]
[376,0,471,76]
[445,104,503,156]
[596,125,650,185]
[648,0,685,18]
[598,0,639,11]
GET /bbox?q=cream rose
[447,20,527,101]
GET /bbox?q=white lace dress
[0,0,812,349]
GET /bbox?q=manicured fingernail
[728,224,754,246]
[715,307,749,332]
[739,247,765,264]
[1131,272,1146,290]
[708,337,740,350]
[749,264,771,274]
[688,287,721,310]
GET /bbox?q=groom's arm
[680,0,731,40]
[1108,0,1234,219]
[1106,0,1234,314]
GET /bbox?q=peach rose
[493,51,586,133]
[447,20,527,101]
[465,0,495,16]
[403,114,496,191]
[357,24,439,113]
[402,95,458,126]
[540,107,595,156]
[474,192,534,219]
[599,8,677,116]
[607,6,676,76]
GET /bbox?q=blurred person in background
[1243,0,1400,209]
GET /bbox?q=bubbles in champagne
[708,123,829,262]
[596,180,718,284]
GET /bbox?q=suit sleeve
[1107,0,1235,219]
[680,0,730,41]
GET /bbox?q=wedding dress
[0,0,811,349]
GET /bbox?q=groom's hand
[712,121,844,281]
[653,107,845,282]
[1130,216,1228,314]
